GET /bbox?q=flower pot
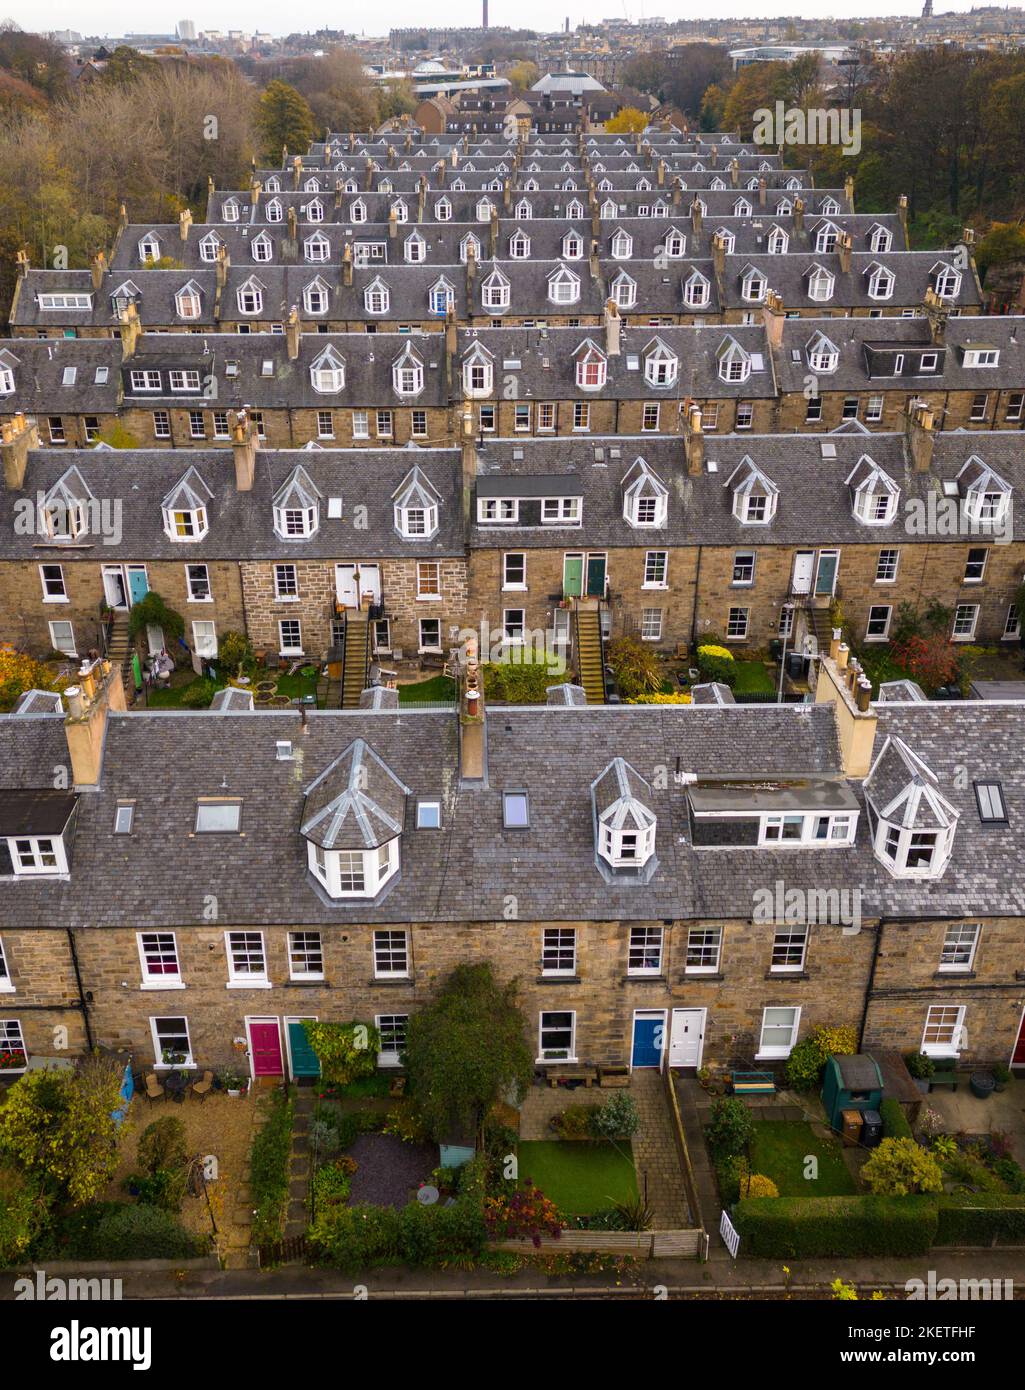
[969,1072,995,1100]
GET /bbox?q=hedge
[250,1089,295,1245]
[732,1195,938,1258]
[36,1202,201,1261]
[935,1194,1025,1247]
[879,1098,913,1140]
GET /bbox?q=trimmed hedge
[732,1195,938,1258]
[935,1194,1025,1247]
[879,1098,913,1140]
[250,1089,295,1245]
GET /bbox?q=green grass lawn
[143,666,319,709]
[397,675,456,703]
[732,660,776,696]
[517,1140,638,1215]
[748,1121,858,1197]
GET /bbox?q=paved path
[285,1090,315,1239]
[629,1070,691,1228]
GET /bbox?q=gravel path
[345,1133,436,1208]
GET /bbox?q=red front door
[250,1021,283,1076]
[1013,1009,1025,1068]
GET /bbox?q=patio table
[164,1070,190,1103]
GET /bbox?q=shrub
[482,660,556,703]
[993,1157,1025,1194]
[128,591,184,644]
[330,1108,385,1151]
[941,1150,1005,1193]
[612,1195,654,1230]
[91,1203,200,1260]
[715,1154,750,1205]
[705,1097,754,1160]
[605,636,663,700]
[732,1195,938,1258]
[935,1194,1025,1246]
[626,692,692,704]
[483,1182,563,1243]
[382,1102,432,1145]
[308,1203,402,1272]
[137,1116,188,1176]
[123,1167,187,1212]
[862,1138,943,1196]
[785,1025,858,1092]
[311,1156,357,1208]
[904,1051,935,1079]
[588,1093,639,1140]
[218,630,253,675]
[880,1098,913,1140]
[303,1021,380,1087]
[0,1162,44,1267]
[249,1090,294,1244]
[695,643,736,687]
[550,1103,594,1140]
[308,1116,341,1155]
[742,1173,780,1199]
[180,678,217,709]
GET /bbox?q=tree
[256,80,315,162]
[303,1021,380,1086]
[506,60,539,92]
[862,1138,943,1196]
[605,107,649,135]
[128,591,184,645]
[699,83,727,131]
[0,650,73,710]
[403,963,532,1143]
[0,1058,124,1205]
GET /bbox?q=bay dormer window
[574,342,607,390]
[717,336,751,383]
[611,228,633,259]
[515,198,533,220]
[767,226,789,254]
[509,229,530,259]
[459,233,481,264]
[266,197,283,222]
[475,197,494,222]
[958,456,1012,527]
[847,455,900,524]
[236,277,264,316]
[806,331,839,373]
[199,232,221,262]
[0,359,14,395]
[272,465,321,539]
[814,221,840,253]
[364,276,390,315]
[807,265,834,302]
[727,456,779,525]
[304,232,329,263]
[222,197,239,221]
[600,198,617,219]
[138,234,161,264]
[734,198,752,216]
[462,343,494,396]
[592,758,658,881]
[662,227,686,257]
[740,267,767,303]
[622,458,668,528]
[868,224,891,253]
[303,276,331,315]
[684,270,710,307]
[434,196,452,221]
[161,466,212,542]
[251,232,273,262]
[644,338,678,388]
[40,466,93,541]
[350,198,366,223]
[566,199,585,219]
[428,276,454,316]
[610,271,637,310]
[309,345,345,393]
[865,736,958,880]
[391,343,425,396]
[932,262,961,299]
[867,264,894,300]
[481,268,510,311]
[393,465,441,539]
[403,231,426,263]
[548,265,581,305]
[302,739,408,900]
[175,282,202,320]
[562,230,584,259]
[306,198,324,222]
[715,227,736,254]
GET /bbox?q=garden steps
[573,600,605,704]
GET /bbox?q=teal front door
[586,553,606,597]
[127,566,149,604]
[815,551,839,596]
[287,1020,320,1079]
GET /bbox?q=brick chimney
[64,659,126,787]
[489,206,499,259]
[285,305,301,360]
[179,208,192,241]
[503,177,511,210]
[923,286,949,344]
[729,158,739,187]
[334,178,344,210]
[90,251,107,291]
[758,177,767,209]
[683,402,704,476]
[905,401,935,472]
[215,244,230,290]
[762,290,785,351]
[844,174,855,211]
[15,248,29,277]
[118,302,142,359]
[387,144,396,168]
[604,298,621,356]
[230,409,258,490]
[589,238,600,281]
[250,178,261,208]
[657,159,666,187]
[793,197,804,234]
[292,155,302,190]
[838,232,853,275]
[287,205,298,243]
[466,238,477,295]
[814,653,877,777]
[461,400,476,522]
[711,231,726,281]
[671,178,682,208]
[898,193,909,246]
[459,633,487,783]
[690,197,703,236]
[2,413,39,490]
[342,242,353,288]
[417,176,427,222]
[363,158,373,191]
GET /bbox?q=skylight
[195,800,242,833]
[502,791,530,828]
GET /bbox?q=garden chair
[190,1070,214,1103]
[144,1072,166,1103]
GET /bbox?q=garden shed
[822,1054,883,1131]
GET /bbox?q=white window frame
[373,928,409,978]
[538,1009,577,1063]
[921,1004,965,1058]
[288,930,325,982]
[757,1005,801,1060]
[137,931,184,989]
[938,923,979,975]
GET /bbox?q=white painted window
[538,1010,576,1062]
[921,1004,965,1057]
[373,929,409,978]
[627,926,663,975]
[758,1005,801,1059]
[288,931,324,981]
[151,1015,192,1068]
[938,923,979,974]
[541,927,577,976]
[138,932,182,987]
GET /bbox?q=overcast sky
[15,2,981,39]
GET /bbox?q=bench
[731,1070,777,1096]
[545,1065,598,1088]
[929,1067,959,1091]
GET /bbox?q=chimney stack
[690,197,702,236]
[388,205,398,240]
[729,158,739,187]
[118,302,142,359]
[215,244,230,290]
[589,238,600,281]
[230,409,258,491]
[898,193,909,246]
[285,304,301,361]
[814,654,878,778]
[489,206,499,259]
[793,196,804,234]
[711,231,726,281]
[683,403,704,476]
[292,156,302,190]
[461,400,476,522]
[905,401,935,472]
[758,177,767,208]
[924,286,949,344]
[762,290,785,351]
[64,659,126,787]
[603,298,621,356]
[844,174,855,211]
[250,178,261,208]
[466,238,477,294]
[15,248,29,277]
[90,251,107,291]
[837,231,853,275]
[342,242,353,287]
[2,413,39,491]
[459,634,487,783]
[179,208,192,241]
[671,177,682,209]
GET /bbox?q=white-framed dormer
[508,228,531,259]
[931,261,962,300]
[548,264,581,306]
[562,228,584,260]
[174,280,203,320]
[717,334,751,383]
[0,348,16,396]
[39,466,93,541]
[868,223,892,254]
[222,196,239,222]
[767,225,789,255]
[392,341,425,396]
[740,265,767,303]
[236,275,265,316]
[434,195,452,221]
[592,757,658,882]
[462,340,495,396]
[251,231,273,263]
[303,231,330,263]
[733,197,752,217]
[866,262,895,300]
[393,465,441,539]
[266,197,283,223]
[806,330,839,373]
[643,336,678,388]
[727,456,779,525]
[714,226,736,254]
[684,268,710,307]
[566,198,585,220]
[600,198,618,220]
[475,196,495,222]
[515,198,533,220]
[364,275,390,316]
[428,275,455,316]
[846,454,900,525]
[814,220,840,253]
[404,230,426,264]
[138,232,161,265]
[662,225,686,258]
[957,456,1012,528]
[306,197,325,222]
[806,263,835,303]
[865,735,958,880]
[303,275,331,315]
[199,230,222,263]
[264,175,281,193]
[574,340,607,390]
[459,232,481,264]
[622,456,668,528]
[349,197,367,223]
[309,344,346,393]
[273,464,321,540]
[610,269,637,310]
[610,227,633,259]
[162,466,212,542]
[480,266,510,313]
[302,739,409,901]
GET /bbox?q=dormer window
[814,222,839,253]
[138,234,160,264]
[567,199,585,219]
[733,198,752,217]
[304,178,320,192]
[40,466,93,541]
[7,833,70,876]
[593,758,657,880]
[222,198,239,221]
[434,196,452,221]
[515,199,533,220]
[404,231,426,263]
[302,739,408,900]
[728,456,779,525]
[600,199,617,219]
[303,276,330,315]
[251,232,273,263]
[777,198,792,214]
[644,337,678,388]
[162,466,212,542]
[451,178,466,191]
[481,268,510,312]
[309,345,345,393]
[575,342,607,390]
[868,225,891,253]
[806,331,839,373]
[199,232,221,262]
[236,278,264,316]
[350,198,367,223]
[958,456,1012,527]
[110,282,140,317]
[610,271,637,309]
[932,263,961,299]
[266,198,283,222]
[0,361,14,395]
[304,232,329,262]
[392,343,425,395]
[509,229,531,259]
[623,457,668,528]
[611,228,633,259]
[740,268,767,303]
[714,228,736,254]
[865,736,958,880]
[175,282,202,320]
[962,347,999,368]
[684,270,710,307]
[548,265,580,305]
[767,226,789,254]
[847,455,900,524]
[428,276,454,316]
[364,277,390,316]
[306,198,324,222]
[476,197,494,222]
[273,465,321,539]
[562,230,584,259]
[265,176,280,192]
[462,342,495,395]
[393,465,441,539]
[663,227,686,257]
[718,336,751,383]
[807,265,834,302]
[867,264,894,300]
[459,233,481,264]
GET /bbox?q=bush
[742,1173,780,1199]
[137,1116,188,1176]
[588,1093,639,1140]
[123,1168,187,1212]
[91,1203,200,1260]
[732,1196,938,1258]
[311,1155,357,1208]
[482,660,557,703]
[935,1194,1025,1246]
[880,1098,913,1140]
[715,1154,750,1205]
[0,1162,44,1267]
[904,1052,935,1079]
[249,1090,294,1244]
[180,678,217,709]
[303,1021,380,1087]
[550,1103,593,1140]
[605,636,663,699]
[705,1097,754,1160]
[128,591,184,644]
[941,1150,1005,1193]
[785,1024,859,1092]
[695,643,736,688]
[218,630,253,674]
[862,1138,943,1196]
[308,1203,401,1272]
[993,1157,1025,1195]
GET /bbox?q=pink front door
[250,1021,283,1076]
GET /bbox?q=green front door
[586,553,607,597]
[287,1020,320,1079]
[563,553,583,597]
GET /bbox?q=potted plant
[992,1062,1011,1093]
[969,1070,996,1100]
[219,1066,249,1098]
[161,1047,187,1067]
[904,1051,935,1093]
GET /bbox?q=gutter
[66,926,95,1052]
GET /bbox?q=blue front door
[632,1013,663,1068]
[128,566,149,604]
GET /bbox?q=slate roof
[2,697,1023,928]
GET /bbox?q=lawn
[517,1140,638,1215]
[142,667,319,709]
[397,675,456,703]
[748,1121,858,1197]
[732,660,776,696]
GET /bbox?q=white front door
[669,1008,705,1068]
[102,564,128,609]
[336,563,381,607]
[791,551,814,595]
